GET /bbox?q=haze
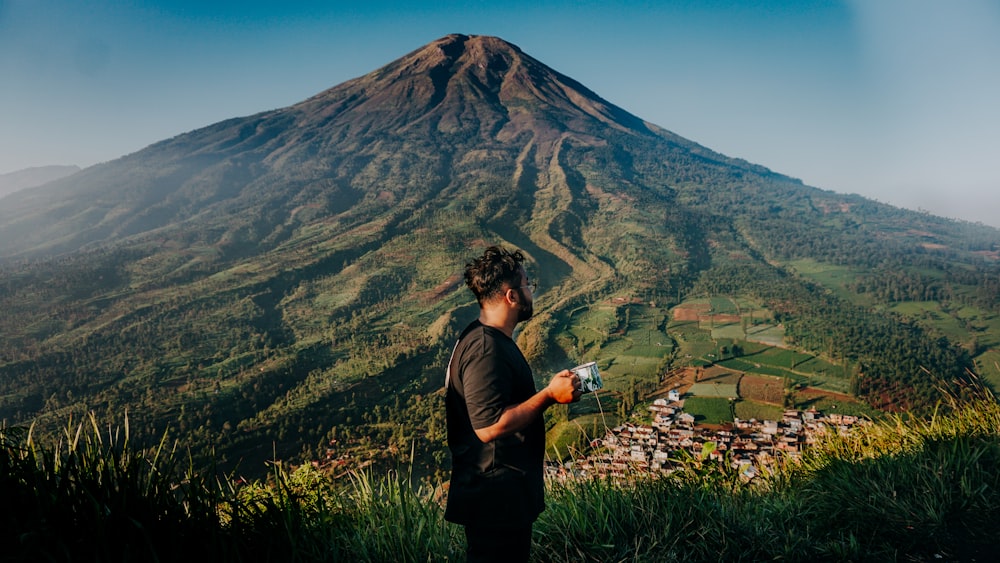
[2,0,998,227]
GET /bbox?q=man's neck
[478,309,516,338]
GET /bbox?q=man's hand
[546,369,582,404]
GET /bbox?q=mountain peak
[295,34,651,142]
[406,33,520,72]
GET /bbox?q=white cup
[571,361,603,393]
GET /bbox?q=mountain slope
[0,165,80,198]
[0,34,997,475]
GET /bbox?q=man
[444,245,581,562]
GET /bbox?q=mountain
[0,34,997,476]
[0,165,80,198]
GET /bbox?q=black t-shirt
[444,320,546,527]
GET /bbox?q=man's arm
[473,369,579,443]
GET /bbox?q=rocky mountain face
[0,35,995,474]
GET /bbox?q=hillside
[0,34,997,475]
[0,165,80,198]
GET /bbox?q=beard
[516,288,534,322]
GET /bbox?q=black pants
[464,524,532,563]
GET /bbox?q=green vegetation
[552,303,672,420]
[733,399,783,421]
[687,383,739,398]
[682,396,734,424]
[785,258,871,304]
[545,413,613,462]
[690,262,982,411]
[5,397,999,562]
[667,320,718,363]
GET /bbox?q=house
[549,400,872,485]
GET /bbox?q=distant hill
[0,165,80,198]
[0,34,996,477]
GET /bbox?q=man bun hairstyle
[464,245,525,304]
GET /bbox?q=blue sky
[2,0,999,226]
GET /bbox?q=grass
[687,383,739,398]
[1,416,230,561]
[889,300,1000,388]
[976,348,1000,389]
[733,399,784,421]
[784,258,871,304]
[716,356,854,395]
[792,394,881,419]
[546,414,613,462]
[682,397,734,424]
[559,304,672,391]
[4,396,1000,562]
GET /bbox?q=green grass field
[683,396,734,424]
[734,400,783,422]
[566,306,618,348]
[711,322,785,347]
[709,297,740,314]
[792,394,881,418]
[974,349,1000,390]
[688,383,739,399]
[669,321,717,363]
[558,304,673,394]
[892,301,976,343]
[783,258,872,305]
[889,300,1000,388]
[717,358,805,383]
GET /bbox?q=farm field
[558,302,673,393]
[562,306,618,358]
[733,400,783,422]
[793,388,881,418]
[712,323,785,347]
[738,374,785,405]
[669,294,855,396]
[891,301,978,343]
[783,259,872,305]
[687,382,738,398]
[667,320,716,366]
[717,358,853,395]
[697,367,741,385]
[682,396,734,425]
[891,300,1000,387]
[671,298,788,362]
[976,349,1000,389]
[784,261,999,392]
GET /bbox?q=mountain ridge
[0,165,81,198]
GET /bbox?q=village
[548,388,869,482]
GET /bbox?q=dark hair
[464,246,525,304]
